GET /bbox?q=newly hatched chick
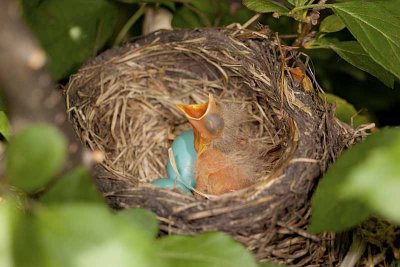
[177,94,263,197]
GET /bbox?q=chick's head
[176,94,224,153]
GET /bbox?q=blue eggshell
[167,130,197,188]
[151,178,192,194]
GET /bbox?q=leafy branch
[243,0,399,88]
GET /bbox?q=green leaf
[0,96,7,113]
[319,14,346,33]
[6,125,67,193]
[314,39,395,88]
[220,6,255,26]
[294,0,310,6]
[286,0,309,6]
[40,168,103,204]
[332,0,400,79]
[341,134,400,223]
[173,0,253,28]
[322,93,370,127]
[2,201,160,267]
[12,208,47,267]
[115,0,175,10]
[242,0,289,14]
[37,203,161,267]
[20,0,42,12]
[157,232,258,267]
[186,0,225,19]
[0,111,11,141]
[310,128,400,233]
[22,0,118,80]
[0,201,46,267]
[172,0,221,28]
[172,6,205,28]
[0,202,13,267]
[117,208,159,238]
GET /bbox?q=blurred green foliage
[22,0,118,80]
[0,111,11,141]
[157,232,258,267]
[116,0,175,10]
[310,128,400,233]
[172,0,254,28]
[322,93,370,127]
[36,204,158,267]
[0,123,268,267]
[39,167,103,204]
[6,125,67,193]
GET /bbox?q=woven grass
[65,27,373,266]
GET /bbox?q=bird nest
[65,28,368,265]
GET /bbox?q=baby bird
[177,94,261,196]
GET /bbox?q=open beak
[176,94,224,153]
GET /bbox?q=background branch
[0,0,84,169]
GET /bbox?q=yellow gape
[177,94,251,197]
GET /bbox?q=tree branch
[0,0,84,168]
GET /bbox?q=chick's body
[196,147,252,195]
[177,94,261,197]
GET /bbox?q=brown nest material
[65,28,369,266]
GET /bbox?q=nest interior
[66,28,364,266]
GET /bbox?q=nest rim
[65,27,366,265]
